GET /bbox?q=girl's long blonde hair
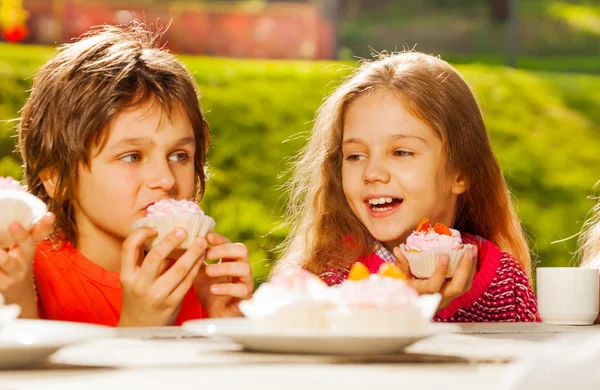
[579,194,600,268]
[273,52,532,279]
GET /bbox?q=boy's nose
[146,159,176,191]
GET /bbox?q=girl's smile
[364,195,404,217]
[342,88,467,251]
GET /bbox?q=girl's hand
[393,246,478,313]
[0,212,55,319]
[119,227,205,327]
[194,232,253,318]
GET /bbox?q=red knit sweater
[320,233,540,323]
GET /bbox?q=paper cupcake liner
[399,244,473,279]
[0,191,47,248]
[131,214,216,250]
[240,300,331,330]
[327,307,425,333]
[326,293,441,333]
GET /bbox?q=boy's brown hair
[17,21,210,245]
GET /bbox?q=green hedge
[1,43,600,283]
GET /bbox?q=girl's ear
[451,172,469,195]
[40,169,59,199]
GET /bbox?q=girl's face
[74,100,197,244]
[341,89,467,251]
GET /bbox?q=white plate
[183,318,461,355]
[0,319,115,369]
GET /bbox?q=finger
[30,212,56,242]
[157,237,207,276]
[205,261,251,279]
[138,228,188,283]
[156,258,173,277]
[424,254,450,294]
[392,247,412,279]
[0,269,15,290]
[8,222,38,266]
[442,248,476,298]
[121,227,158,277]
[210,282,252,299]
[156,237,207,294]
[205,242,248,262]
[1,248,26,277]
[167,256,204,304]
[205,231,231,247]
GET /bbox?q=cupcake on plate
[326,262,441,333]
[131,199,215,254]
[399,217,473,279]
[0,176,48,248]
[239,267,340,330]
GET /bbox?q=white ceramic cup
[536,267,599,325]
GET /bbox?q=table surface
[1,322,599,390]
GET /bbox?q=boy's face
[341,89,466,251]
[75,100,197,243]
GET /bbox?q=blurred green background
[1,0,600,284]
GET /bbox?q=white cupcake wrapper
[131,214,215,250]
[0,191,47,248]
[326,293,441,333]
[399,244,474,279]
[240,300,331,330]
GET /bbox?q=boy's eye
[120,153,142,163]
[169,152,189,162]
[394,150,414,157]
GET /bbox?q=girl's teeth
[372,206,392,212]
[369,197,394,205]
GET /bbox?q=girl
[580,196,600,268]
[579,194,600,323]
[274,52,539,322]
[0,22,253,326]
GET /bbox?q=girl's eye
[394,150,414,157]
[169,152,189,162]
[345,154,365,162]
[120,153,142,163]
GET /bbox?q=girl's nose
[362,155,390,184]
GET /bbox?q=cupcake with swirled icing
[326,262,441,333]
[399,218,473,279]
[239,267,340,330]
[131,199,215,254]
[0,177,47,248]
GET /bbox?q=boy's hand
[119,227,205,327]
[0,212,55,319]
[393,246,477,313]
[194,232,253,318]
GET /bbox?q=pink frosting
[0,177,23,191]
[405,229,462,251]
[146,199,205,217]
[338,275,419,309]
[270,267,326,290]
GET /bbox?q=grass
[1,42,599,281]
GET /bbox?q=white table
[1,323,599,390]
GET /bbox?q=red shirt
[34,239,207,326]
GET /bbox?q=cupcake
[0,176,48,248]
[131,199,215,254]
[326,262,440,333]
[239,267,340,330]
[399,217,473,279]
